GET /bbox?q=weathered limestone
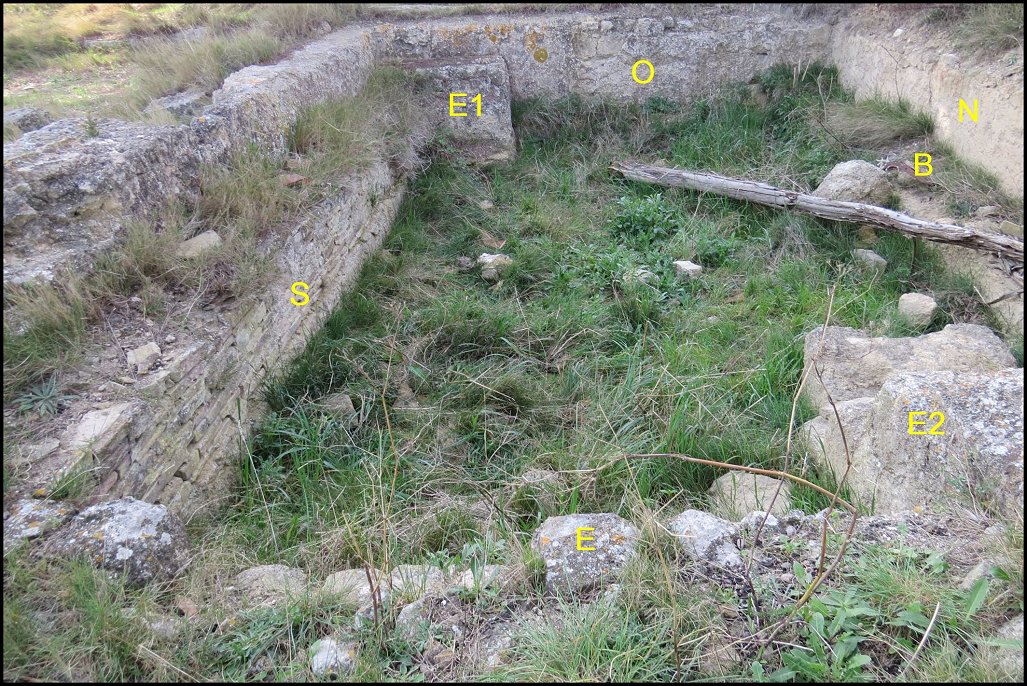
[145,90,209,118]
[43,497,189,586]
[673,260,703,280]
[3,499,75,554]
[851,248,888,271]
[813,160,893,204]
[3,106,53,133]
[477,252,513,282]
[667,509,742,570]
[709,473,792,520]
[127,342,162,374]
[309,637,357,677]
[898,292,939,327]
[530,513,639,593]
[406,57,516,162]
[323,568,387,608]
[233,564,308,606]
[176,230,222,259]
[802,324,1016,409]
[803,321,1021,516]
[831,9,1023,197]
[806,369,1024,517]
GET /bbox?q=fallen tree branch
[610,161,1024,265]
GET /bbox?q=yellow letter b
[914,153,933,177]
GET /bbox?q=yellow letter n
[958,98,978,123]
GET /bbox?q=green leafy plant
[609,193,682,245]
[15,375,73,416]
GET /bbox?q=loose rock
[897,293,938,327]
[477,253,512,282]
[709,473,791,520]
[234,564,308,606]
[667,509,742,569]
[851,248,887,271]
[176,230,222,259]
[309,637,357,677]
[322,392,359,428]
[3,499,76,554]
[530,513,639,594]
[813,160,893,204]
[127,342,161,374]
[43,497,189,586]
[673,260,703,280]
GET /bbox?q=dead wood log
[610,161,1024,265]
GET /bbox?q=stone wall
[4,6,838,516]
[831,7,1024,199]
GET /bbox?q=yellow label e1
[449,93,482,117]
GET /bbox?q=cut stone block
[673,260,703,280]
[530,513,639,594]
[802,324,1015,409]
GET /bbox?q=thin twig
[897,602,942,680]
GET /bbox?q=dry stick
[620,450,859,635]
[610,161,1025,264]
[746,284,838,573]
[896,602,943,680]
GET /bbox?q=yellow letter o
[632,59,654,85]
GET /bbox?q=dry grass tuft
[823,98,935,150]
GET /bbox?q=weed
[15,374,72,417]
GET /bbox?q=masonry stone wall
[3,6,851,516]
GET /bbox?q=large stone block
[803,324,1015,410]
[804,368,1023,517]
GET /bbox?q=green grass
[3,4,361,120]
[4,63,1020,683]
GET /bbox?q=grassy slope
[3,64,1022,682]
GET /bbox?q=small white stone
[477,253,512,283]
[892,28,905,37]
[176,230,222,259]
[309,637,356,676]
[164,334,176,344]
[673,260,703,280]
[898,293,938,327]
